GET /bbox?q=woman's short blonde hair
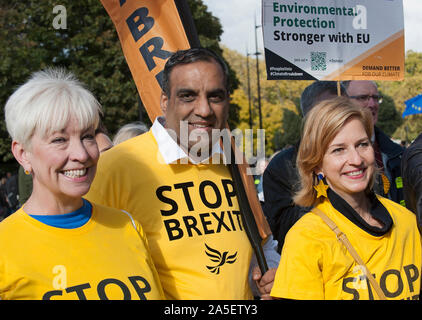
[293,96,374,207]
[5,68,101,149]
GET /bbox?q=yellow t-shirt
[271,196,421,300]
[86,131,253,300]
[0,203,164,300]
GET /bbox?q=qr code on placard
[311,51,327,71]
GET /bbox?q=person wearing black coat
[263,81,346,253]
[372,126,405,205]
[401,133,422,231]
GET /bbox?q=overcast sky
[202,0,422,55]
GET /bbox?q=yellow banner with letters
[100,0,191,121]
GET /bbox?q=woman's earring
[314,173,329,198]
[24,169,31,175]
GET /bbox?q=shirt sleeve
[248,235,281,297]
[270,223,325,300]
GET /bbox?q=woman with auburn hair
[0,68,164,300]
[270,97,421,300]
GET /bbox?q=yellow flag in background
[100,0,191,121]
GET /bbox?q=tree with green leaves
[376,93,403,138]
[225,45,422,154]
[223,46,310,155]
[0,0,140,168]
[378,51,422,143]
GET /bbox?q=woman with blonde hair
[270,97,421,300]
[0,68,164,300]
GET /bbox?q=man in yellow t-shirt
[271,193,421,300]
[87,48,278,299]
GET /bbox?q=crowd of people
[0,47,421,300]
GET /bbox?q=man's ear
[160,92,169,115]
[11,141,32,173]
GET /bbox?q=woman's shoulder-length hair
[294,96,374,207]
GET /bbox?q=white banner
[262,0,404,81]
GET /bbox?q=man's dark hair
[300,81,347,116]
[162,47,230,97]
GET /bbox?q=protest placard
[262,0,404,81]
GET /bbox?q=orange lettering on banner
[100,0,191,121]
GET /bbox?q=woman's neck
[23,189,83,216]
[331,189,384,228]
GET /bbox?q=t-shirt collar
[151,116,225,165]
[326,188,393,236]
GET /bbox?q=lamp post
[254,16,263,130]
[246,48,254,130]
